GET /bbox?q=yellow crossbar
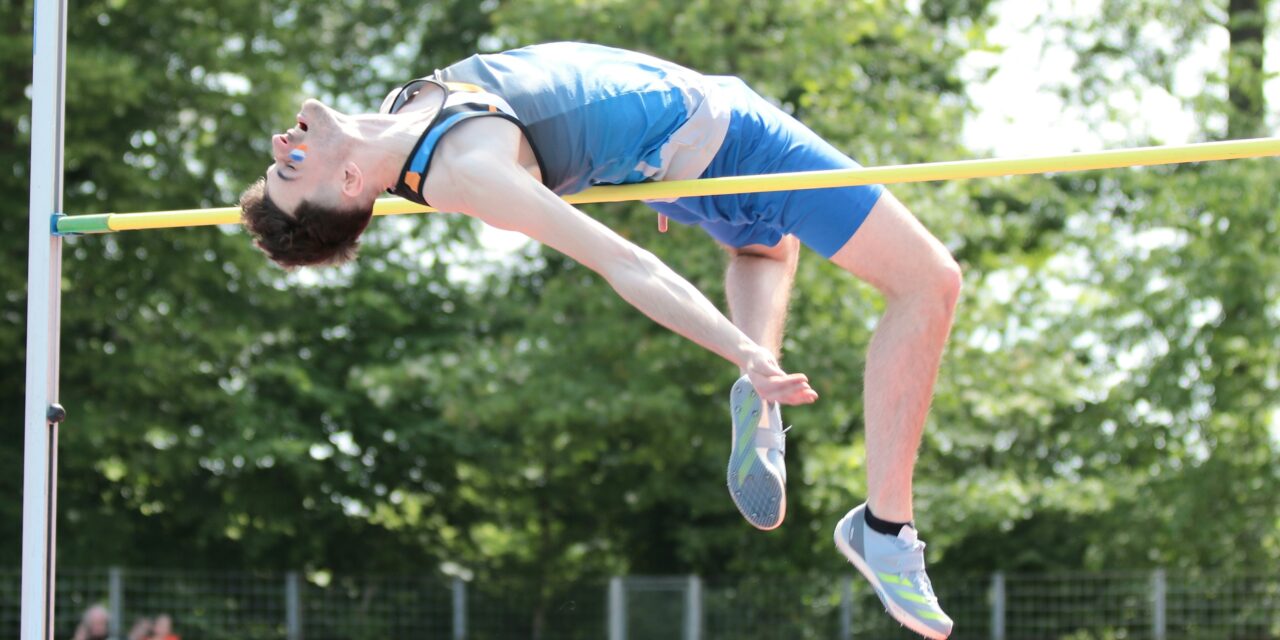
[65,137,1280,233]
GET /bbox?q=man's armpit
[414,157,476,214]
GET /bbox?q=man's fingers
[757,376,818,406]
[772,375,813,393]
[770,389,818,406]
[761,374,807,393]
[746,363,817,405]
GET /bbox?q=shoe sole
[834,510,949,640]
[727,379,786,531]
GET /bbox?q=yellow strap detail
[444,81,485,93]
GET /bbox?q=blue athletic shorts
[647,77,884,258]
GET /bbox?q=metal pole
[22,0,69,637]
[682,576,701,640]
[108,568,124,639]
[990,572,1006,640]
[451,578,466,640]
[607,577,625,640]
[1151,569,1167,640]
[285,572,302,640]
[839,577,854,640]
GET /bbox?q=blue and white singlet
[381,42,729,204]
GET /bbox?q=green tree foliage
[931,0,1279,572]
[1,0,502,569]
[3,2,1277,637]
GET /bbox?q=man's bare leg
[721,235,801,530]
[829,191,961,523]
[724,235,801,357]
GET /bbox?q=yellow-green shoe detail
[732,392,759,488]
[726,375,787,530]
[899,590,931,604]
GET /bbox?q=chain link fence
[2,568,1277,639]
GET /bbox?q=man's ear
[340,161,364,199]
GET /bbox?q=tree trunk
[1226,0,1267,138]
[1218,0,1269,423]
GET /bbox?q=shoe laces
[894,527,939,602]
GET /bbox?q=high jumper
[239,41,957,638]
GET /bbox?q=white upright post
[22,0,69,638]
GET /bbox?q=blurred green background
[2,0,1277,638]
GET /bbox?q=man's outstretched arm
[427,118,817,406]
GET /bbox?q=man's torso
[385,42,730,198]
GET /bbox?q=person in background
[124,617,151,640]
[150,614,180,640]
[70,604,110,640]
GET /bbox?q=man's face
[264,99,354,214]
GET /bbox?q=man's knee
[934,255,963,313]
[878,242,961,316]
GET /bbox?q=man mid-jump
[240,42,961,638]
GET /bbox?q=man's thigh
[827,190,958,299]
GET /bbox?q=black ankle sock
[864,505,912,536]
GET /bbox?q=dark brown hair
[239,179,374,268]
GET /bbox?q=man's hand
[744,348,819,405]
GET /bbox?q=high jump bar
[56,136,1280,235]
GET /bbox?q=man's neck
[345,109,437,191]
[349,83,446,191]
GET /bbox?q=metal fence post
[452,578,467,640]
[285,572,302,640]
[683,576,702,640]
[839,576,854,640]
[991,572,1006,640]
[108,567,123,639]
[1151,568,1167,640]
[608,577,626,640]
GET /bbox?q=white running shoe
[834,503,953,639]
